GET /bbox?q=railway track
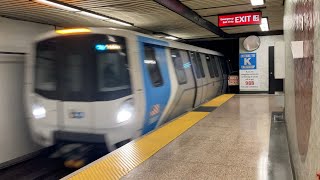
[0,144,108,180]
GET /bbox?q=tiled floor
[122,95,291,180]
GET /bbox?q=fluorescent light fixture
[34,0,79,12]
[165,36,178,40]
[76,11,110,20]
[108,19,132,27]
[260,18,269,31]
[34,0,133,27]
[251,0,264,6]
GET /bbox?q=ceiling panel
[181,0,250,10]
[197,4,254,17]
[0,0,284,40]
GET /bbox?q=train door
[209,55,222,97]
[199,53,211,101]
[217,56,229,93]
[213,56,224,95]
[189,52,204,107]
[164,49,195,121]
[58,38,94,130]
[204,54,217,99]
[139,39,171,135]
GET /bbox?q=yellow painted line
[64,94,234,180]
[202,94,234,107]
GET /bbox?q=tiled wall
[284,0,320,179]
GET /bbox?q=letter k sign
[244,58,251,65]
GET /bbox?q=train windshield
[35,34,131,101]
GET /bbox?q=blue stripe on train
[137,36,171,135]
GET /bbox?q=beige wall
[284,0,320,179]
[239,35,284,92]
[0,17,54,164]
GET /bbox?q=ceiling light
[34,0,79,12]
[76,11,110,20]
[56,28,91,34]
[260,18,269,31]
[165,36,178,40]
[108,19,133,27]
[34,0,133,27]
[251,0,264,6]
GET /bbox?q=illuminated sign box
[218,12,262,27]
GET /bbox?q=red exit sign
[218,12,262,27]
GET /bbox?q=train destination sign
[218,12,262,27]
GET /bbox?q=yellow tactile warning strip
[64,94,234,180]
[202,94,235,107]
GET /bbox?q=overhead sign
[240,53,256,70]
[218,12,262,27]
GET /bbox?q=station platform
[63,94,292,180]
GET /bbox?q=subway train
[25,27,230,151]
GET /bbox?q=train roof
[35,27,224,57]
[102,28,224,57]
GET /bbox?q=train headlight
[32,105,46,119]
[117,100,134,123]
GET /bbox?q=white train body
[25,28,229,150]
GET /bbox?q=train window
[97,52,131,92]
[171,49,187,84]
[64,54,84,92]
[35,34,132,101]
[211,55,220,78]
[35,50,57,91]
[205,54,215,78]
[144,45,163,87]
[196,53,205,78]
[189,52,201,79]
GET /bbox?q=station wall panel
[0,17,54,165]
[0,54,40,164]
[0,17,54,53]
[239,35,284,92]
[284,0,320,179]
[274,41,285,79]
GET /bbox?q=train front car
[25,28,141,151]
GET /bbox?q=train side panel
[159,48,196,124]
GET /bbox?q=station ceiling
[0,0,284,40]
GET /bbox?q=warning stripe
[150,104,160,116]
[63,94,235,180]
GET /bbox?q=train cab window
[189,52,201,79]
[143,45,163,87]
[205,54,215,78]
[196,53,205,78]
[64,54,84,92]
[97,51,131,92]
[170,49,187,84]
[211,55,220,78]
[35,49,57,92]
